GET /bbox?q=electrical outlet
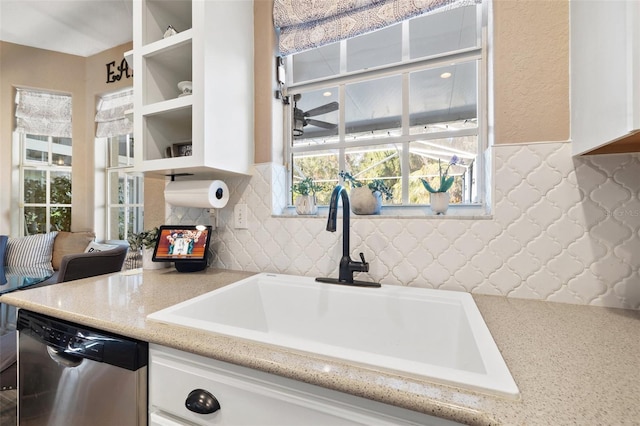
[234,203,248,229]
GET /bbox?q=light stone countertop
[1,268,639,425]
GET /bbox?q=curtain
[15,89,72,138]
[274,0,480,56]
[95,88,133,138]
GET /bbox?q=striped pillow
[0,235,7,280]
[5,232,58,268]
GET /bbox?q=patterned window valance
[95,88,134,138]
[15,89,72,138]
[274,0,480,56]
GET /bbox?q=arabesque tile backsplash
[166,141,640,310]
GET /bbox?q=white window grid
[19,134,72,235]
[105,134,144,241]
[283,6,488,207]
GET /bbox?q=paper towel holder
[164,173,224,206]
[164,179,229,209]
[166,173,194,181]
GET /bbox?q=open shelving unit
[132,0,254,177]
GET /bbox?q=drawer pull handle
[185,389,221,414]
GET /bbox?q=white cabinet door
[571,0,640,155]
[149,345,461,426]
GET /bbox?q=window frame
[104,133,144,242]
[18,133,73,235]
[282,4,488,213]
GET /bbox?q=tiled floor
[0,389,17,425]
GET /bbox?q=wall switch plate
[234,203,248,229]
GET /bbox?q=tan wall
[0,41,132,235]
[0,0,570,235]
[253,0,275,164]
[143,175,167,230]
[492,0,569,144]
[252,0,571,156]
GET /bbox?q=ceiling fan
[293,94,338,136]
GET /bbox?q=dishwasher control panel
[17,309,148,371]
[27,318,105,361]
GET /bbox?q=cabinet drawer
[149,346,457,426]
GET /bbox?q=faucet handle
[358,253,369,272]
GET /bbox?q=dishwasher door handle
[46,346,83,368]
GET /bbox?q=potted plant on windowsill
[420,155,459,215]
[128,227,167,269]
[339,171,393,215]
[291,177,323,215]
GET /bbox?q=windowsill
[275,204,492,220]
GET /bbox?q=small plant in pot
[420,155,459,215]
[128,227,166,269]
[339,171,393,215]
[291,177,323,215]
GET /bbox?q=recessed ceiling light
[323,91,332,97]
[440,72,452,79]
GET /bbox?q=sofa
[1,231,128,286]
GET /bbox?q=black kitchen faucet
[316,185,381,288]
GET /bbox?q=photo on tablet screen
[152,225,212,262]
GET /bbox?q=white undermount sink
[147,273,519,398]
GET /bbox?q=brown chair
[0,245,128,390]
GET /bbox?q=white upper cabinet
[571,0,640,155]
[132,0,254,177]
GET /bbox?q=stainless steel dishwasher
[17,310,148,426]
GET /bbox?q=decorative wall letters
[106,58,132,83]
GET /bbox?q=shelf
[133,0,254,178]
[142,95,192,117]
[141,29,193,58]
[143,106,192,161]
[142,37,192,105]
[141,160,249,179]
[143,0,192,46]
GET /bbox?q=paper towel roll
[164,180,229,208]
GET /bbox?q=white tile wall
[166,141,640,310]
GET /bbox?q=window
[95,88,142,242]
[105,134,144,241]
[284,4,485,208]
[20,134,72,234]
[14,88,73,235]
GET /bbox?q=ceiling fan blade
[304,101,339,117]
[306,119,337,129]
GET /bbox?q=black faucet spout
[316,185,380,288]
[326,185,350,258]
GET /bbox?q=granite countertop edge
[1,268,638,425]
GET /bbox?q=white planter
[143,247,168,270]
[350,187,382,215]
[294,195,318,215]
[430,192,450,215]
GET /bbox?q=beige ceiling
[0,0,133,57]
